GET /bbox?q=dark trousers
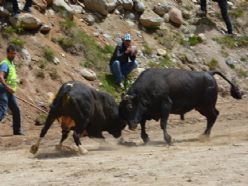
[0,85,21,134]
[200,0,233,34]
[12,0,32,13]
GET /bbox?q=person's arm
[116,46,126,58]
[0,71,14,94]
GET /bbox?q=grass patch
[98,73,123,100]
[1,26,24,38]
[43,46,55,61]
[59,19,111,71]
[9,38,25,49]
[148,55,174,68]
[213,36,248,48]
[181,35,202,46]
[229,7,244,18]
[207,58,219,70]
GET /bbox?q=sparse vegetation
[148,55,174,68]
[181,35,202,46]
[43,46,55,61]
[229,7,244,18]
[59,19,111,71]
[213,36,248,48]
[1,26,24,38]
[98,73,123,100]
[207,58,219,70]
[142,44,153,56]
[9,38,25,49]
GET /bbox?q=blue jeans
[0,85,21,134]
[110,60,138,84]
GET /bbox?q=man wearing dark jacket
[110,33,138,88]
[199,0,233,34]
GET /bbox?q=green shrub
[43,47,55,61]
[102,44,115,54]
[229,7,244,18]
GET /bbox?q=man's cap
[123,33,131,41]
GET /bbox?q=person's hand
[125,47,131,54]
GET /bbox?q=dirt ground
[0,96,247,186]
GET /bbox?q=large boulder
[117,0,133,10]
[84,0,117,16]
[169,7,183,26]
[139,10,163,28]
[153,3,173,17]
[9,14,42,30]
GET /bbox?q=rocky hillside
[0,0,247,125]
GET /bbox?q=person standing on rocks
[0,45,23,135]
[109,33,138,89]
[198,0,233,35]
[12,0,32,16]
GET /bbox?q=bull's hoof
[199,134,210,142]
[78,146,88,155]
[164,135,172,145]
[30,145,39,154]
[142,137,150,144]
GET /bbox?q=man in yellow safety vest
[0,45,23,135]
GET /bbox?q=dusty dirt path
[0,97,247,186]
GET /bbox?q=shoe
[12,12,20,18]
[14,132,24,136]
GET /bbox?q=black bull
[30,81,126,154]
[119,68,242,144]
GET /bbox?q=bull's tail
[209,71,242,99]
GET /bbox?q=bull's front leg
[73,131,88,155]
[140,120,149,143]
[161,99,172,145]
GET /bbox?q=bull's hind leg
[204,108,219,136]
[140,120,149,143]
[30,113,56,154]
[161,99,172,145]
[197,107,219,136]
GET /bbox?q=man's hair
[7,45,17,53]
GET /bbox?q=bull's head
[119,93,140,130]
